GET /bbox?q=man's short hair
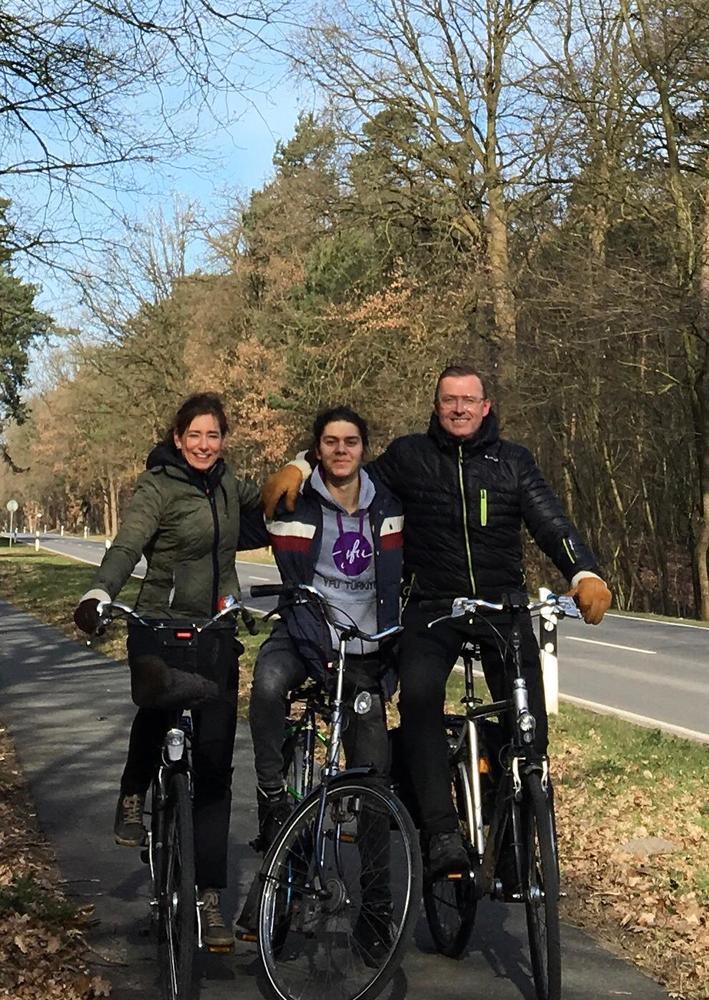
[434,365,488,404]
[312,405,370,450]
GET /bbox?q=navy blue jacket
[246,476,403,694]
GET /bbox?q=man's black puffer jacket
[370,410,600,601]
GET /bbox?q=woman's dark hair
[311,405,369,450]
[165,392,229,442]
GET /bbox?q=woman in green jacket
[73,392,261,950]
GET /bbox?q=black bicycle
[94,596,250,1000]
[421,592,580,1000]
[250,582,423,1000]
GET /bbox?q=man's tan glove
[568,577,612,625]
[262,464,305,518]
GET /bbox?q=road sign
[6,499,18,512]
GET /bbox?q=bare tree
[0,0,289,267]
[288,0,546,404]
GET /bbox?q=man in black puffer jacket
[264,364,612,875]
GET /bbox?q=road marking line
[559,694,709,744]
[566,636,656,654]
[455,666,709,743]
[607,612,709,631]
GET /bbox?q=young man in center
[238,405,403,950]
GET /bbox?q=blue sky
[24,71,306,328]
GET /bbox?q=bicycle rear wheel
[423,761,477,958]
[522,771,561,1000]
[258,778,421,1000]
[156,773,196,1000]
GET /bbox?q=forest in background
[0,0,707,619]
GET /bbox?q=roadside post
[539,586,559,715]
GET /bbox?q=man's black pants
[398,600,546,835]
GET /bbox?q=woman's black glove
[73,589,110,633]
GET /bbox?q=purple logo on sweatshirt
[333,530,373,576]
[332,511,372,576]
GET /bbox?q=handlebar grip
[418,599,455,612]
[241,608,259,635]
[249,584,286,598]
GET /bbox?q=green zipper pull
[480,488,488,526]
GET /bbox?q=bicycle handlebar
[249,582,403,645]
[425,592,581,628]
[94,596,246,634]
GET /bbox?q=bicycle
[249,582,423,1000]
[93,595,253,1000]
[420,592,580,1000]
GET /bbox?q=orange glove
[568,577,612,625]
[262,464,304,518]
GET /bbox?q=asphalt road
[0,601,669,1000]
[18,532,709,742]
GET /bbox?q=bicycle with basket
[92,595,254,1000]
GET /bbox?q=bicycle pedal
[206,943,234,954]
[234,928,257,943]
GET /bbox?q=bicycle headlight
[519,712,536,743]
[354,691,372,715]
[165,728,185,761]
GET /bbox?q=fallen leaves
[554,717,708,1000]
[0,729,108,999]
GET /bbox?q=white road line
[606,612,709,631]
[559,693,709,744]
[566,636,656,654]
[456,666,709,744]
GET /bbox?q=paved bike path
[0,600,669,1000]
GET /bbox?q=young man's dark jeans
[249,622,389,789]
[249,623,392,913]
[398,600,546,835]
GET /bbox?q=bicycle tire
[522,771,561,1000]
[258,778,422,1000]
[422,761,477,958]
[157,773,196,1000]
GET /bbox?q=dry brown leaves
[0,727,111,999]
[553,731,708,999]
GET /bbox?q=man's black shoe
[426,830,469,877]
[353,908,393,967]
[254,786,292,853]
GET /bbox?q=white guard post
[538,586,559,715]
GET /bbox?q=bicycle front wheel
[422,761,477,958]
[258,778,422,1000]
[522,771,561,1000]
[157,772,196,1000]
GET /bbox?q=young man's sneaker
[113,792,146,847]
[427,830,469,877]
[353,907,393,967]
[254,786,291,853]
[199,888,233,951]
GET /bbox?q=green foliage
[0,874,78,926]
[0,200,52,424]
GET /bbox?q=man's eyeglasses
[438,395,487,410]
